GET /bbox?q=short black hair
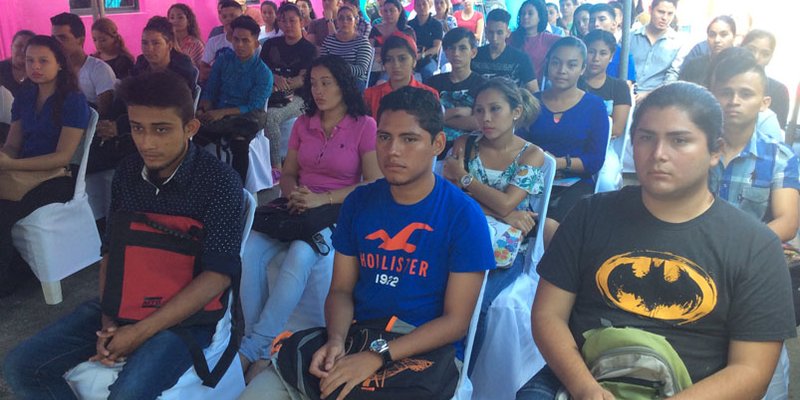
[219,0,242,10]
[583,29,616,52]
[590,3,615,18]
[710,47,767,93]
[13,30,36,43]
[443,27,477,50]
[50,12,86,39]
[230,15,260,38]
[650,0,678,9]
[377,86,443,140]
[278,3,302,20]
[632,82,722,152]
[118,71,195,124]
[486,8,511,25]
[143,16,175,43]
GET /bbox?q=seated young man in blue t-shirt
[195,15,272,183]
[239,86,495,400]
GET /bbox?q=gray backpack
[555,327,693,399]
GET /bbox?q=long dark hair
[569,3,591,39]
[91,17,135,62]
[510,0,549,48]
[384,0,409,31]
[26,35,80,127]
[168,3,202,39]
[296,0,317,20]
[303,55,368,118]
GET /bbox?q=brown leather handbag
[0,167,69,201]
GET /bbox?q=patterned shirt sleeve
[511,164,544,195]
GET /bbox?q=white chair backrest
[241,189,256,250]
[365,47,376,89]
[613,86,635,162]
[452,269,488,400]
[74,109,99,199]
[193,86,202,113]
[0,85,12,124]
[526,153,556,275]
[594,116,614,193]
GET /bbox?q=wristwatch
[369,338,392,368]
[460,174,474,190]
[564,154,572,171]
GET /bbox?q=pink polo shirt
[288,113,377,193]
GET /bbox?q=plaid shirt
[709,130,800,221]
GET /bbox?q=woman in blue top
[0,35,90,296]
[522,36,608,222]
[443,77,546,373]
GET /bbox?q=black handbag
[252,197,340,255]
[275,317,459,400]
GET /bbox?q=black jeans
[0,176,74,295]
[195,109,267,183]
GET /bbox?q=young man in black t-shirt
[409,0,443,80]
[516,83,796,400]
[424,27,486,152]
[581,29,631,139]
[472,9,538,93]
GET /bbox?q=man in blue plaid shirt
[709,48,800,243]
[708,48,799,400]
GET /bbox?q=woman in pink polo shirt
[239,55,382,382]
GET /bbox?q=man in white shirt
[50,13,116,118]
[200,0,244,82]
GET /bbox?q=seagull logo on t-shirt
[365,223,433,253]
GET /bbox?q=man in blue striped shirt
[196,15,273,183]
[709,48,800,244]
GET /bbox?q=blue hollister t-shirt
[332,175,495,358]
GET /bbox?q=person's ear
[185,118,201,139]
[432,131,446,156]
[761,95,772,112]
[709,137,723,167]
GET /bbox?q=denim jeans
[239,228,333,362]
[3,299,214,400]
[516,365,562,400]
[468,251,525,374]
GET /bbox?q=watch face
[460,174,473,187]
[370,338,388,353]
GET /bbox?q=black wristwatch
[369,338,392,368]
[564,154,572,171]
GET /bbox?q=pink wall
[0,1,321,60]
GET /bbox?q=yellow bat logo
[595,250,717,324]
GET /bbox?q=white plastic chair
[595,116,619,193]
[451,269,489,400]
[193,86,202,112]
[469,153,556,400]
[11,109,101,305]
[64,189,257,400]
[203,102,274,192]
[622,88,637,176]
[363,47,376,90]
[0,85,13,124]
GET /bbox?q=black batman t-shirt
[537,186,796,382]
